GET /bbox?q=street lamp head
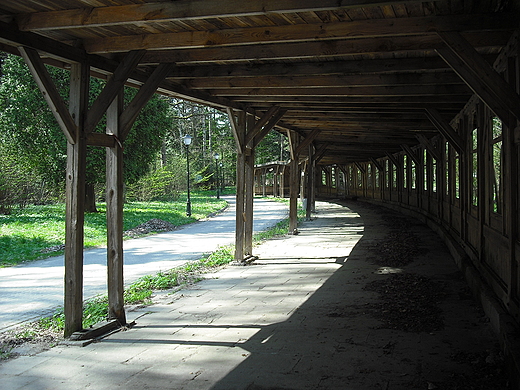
[183,134,192,146]
[214,152,220,160]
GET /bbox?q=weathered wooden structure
[1,0,519,380]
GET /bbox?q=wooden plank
[251,109,287,149]
[141,31,508,64]
[86,133,116,147]
[106,90,126,325]
[234,111,247,262]
[295,129,322,156]
[64,62,89,337]
[209,84,471,97]
[425,108,465,153]
[119,63,173,141]
[437,31,520,125]
[245,105,280,146]
[18,46,77,144]
[386,151,402,168]
[85,50,146,134]
[83,13,514,53]
[185,72,465,89]
[18,0,428,31]
[369,157,384,172]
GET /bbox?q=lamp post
[183,134,192,217]
[214,152,220,199]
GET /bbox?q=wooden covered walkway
[0,0,519,385]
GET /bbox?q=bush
[126,162,185,202]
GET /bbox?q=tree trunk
[85,182,98,212]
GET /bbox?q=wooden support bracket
[386,151,402,168]
[295,129,321,157]
[436,31,520,126]
[251,109,287,149]
[85,50,146,134]
[425,108,465,154]
[120,63,173,141]
[416,134,441,161]
[369,157,384,172]
[400,144,420,166]
[18,46,77,144]
[245,105,280,146]
[354,161,366,174]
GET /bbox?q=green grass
[0,191,227,267]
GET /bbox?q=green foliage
[126,160,185,202]
[0,54,170,208]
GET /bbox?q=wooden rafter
[140,31,508,65]
[245,106,280,146]
[416,134,440,161]
[17,0,428,31]
[83,13,514,54]
[251,109,287,150]
[400,144,421,166]
[295,129,322,157]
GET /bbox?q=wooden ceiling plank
[18,46,77,144]
[83,13,514,54]
[85,50,146,134]
[17,0,428,31]
[140,31,509,64]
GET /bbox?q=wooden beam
[18,0,428,31]
[106,90,126,325]
[400,145,420,166]
[425,108,465,153]
[18,46,77,144]
[245,106,280,146]
[416,134,440,161]
[63,62,89,337]
[244,114,256,257]
[315,144,328,163]
[436,31,520,125]
[119,63,173,141]
[295,129,322,157]
[85,50,146,134]
[83,13,515,53]
[87,133,117,148]
[354,162,366,174]
[141,31,508,64]
[286,130,298,160]
[251,109,287,149]
[209,84,471,97]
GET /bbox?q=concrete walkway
[0,196,287,331]
[0,200,507,390]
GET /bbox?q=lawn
[0,191,227,267]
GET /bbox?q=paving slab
[0,199,508,390]
[0,196,287,331]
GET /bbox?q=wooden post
[306,144,314,219]
[244,114,256,256]
[289,158,300,234]
[106,91,126,325]
[230,110,247,261]
[64,63,89,337]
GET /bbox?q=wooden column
[289,158,300,233]
[106,91,126,324]
[65,63,89,336]
[306,144,314,220]
[244,114,256,256]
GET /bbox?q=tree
[0,54,170,211]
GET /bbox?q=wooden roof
[0,0,517,164]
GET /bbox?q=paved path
[0,196,288,331]
[0,200,505,390]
